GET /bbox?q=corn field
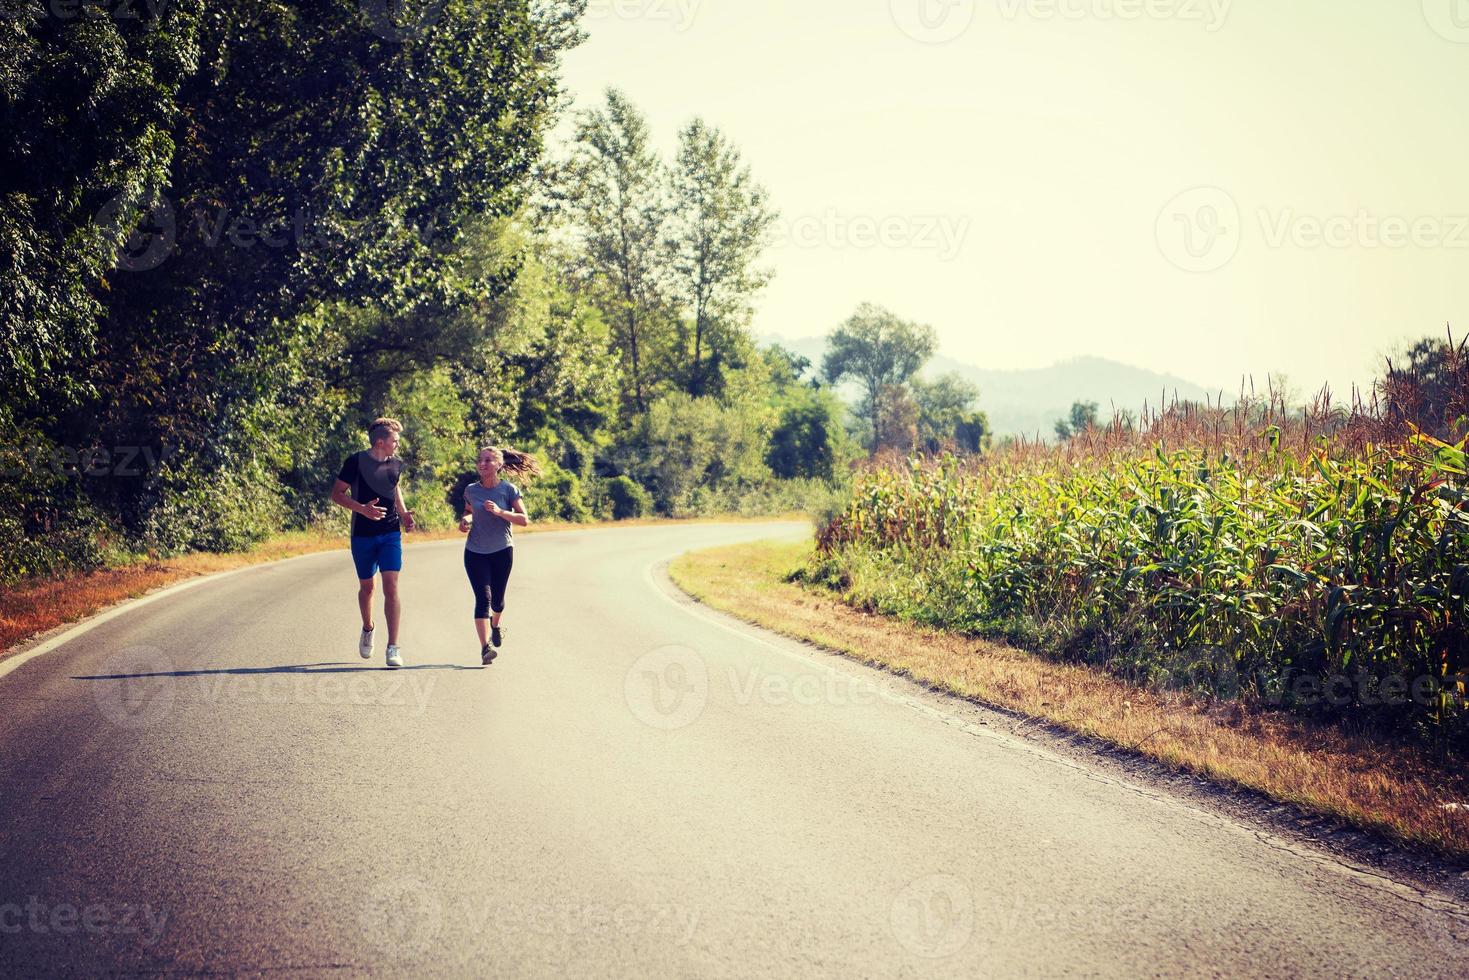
[812,357,1469,753]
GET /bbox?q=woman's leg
[464,550,492,646]
[488,547,514,627]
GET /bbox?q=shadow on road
[72,662,480,680]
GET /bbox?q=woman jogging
[460,446,539,665]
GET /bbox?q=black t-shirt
[337,451,404,538]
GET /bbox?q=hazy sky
[554,0,1469,397]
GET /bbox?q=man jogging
[331,417,416,668]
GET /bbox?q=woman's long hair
[481,446,542,479]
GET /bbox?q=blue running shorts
[350,532,403,580]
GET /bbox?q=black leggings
[464,548,514,619]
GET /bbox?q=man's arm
[394,485,416,532]
[331,479,387,521]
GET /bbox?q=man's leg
[357,578,376,630]
[351,536,377,630]
[381,571,401,646]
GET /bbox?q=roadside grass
[670,537,1469,860]
[0,515,808,662]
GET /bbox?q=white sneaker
[359,627,375,659]
[385,644,403,669]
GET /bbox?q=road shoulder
[665,537,1469,905]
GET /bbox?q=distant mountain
[759,335,1222,440]
[926,354,1226,439]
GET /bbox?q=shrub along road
[0,523,1465,975]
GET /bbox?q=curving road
[1,522,1466,976]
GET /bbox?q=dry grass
[0,515,807,662]
[670,538,1469,859]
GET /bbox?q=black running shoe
[481,643,497,666]
[491,625,503,649]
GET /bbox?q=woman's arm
[486,497,530,528]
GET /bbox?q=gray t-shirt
[464,480,521,555]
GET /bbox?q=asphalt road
[1,521,1467,977]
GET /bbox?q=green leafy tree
[822,303,937,450]
[560,87,673,413]
[6,0,587,561]
[762,344,816,391]
[766,392,848,481]
[873,384,920,455]
[667,118,777,397]
[913,374,989,454]
[1381,331,1469,439]
[1054,400,1100,441]
[0,0,205,414]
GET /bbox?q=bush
[528,463,594,523]
[137,457,288,555]
[0,508,124,583]
[768,399,838,480]
[604,475,651,520]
